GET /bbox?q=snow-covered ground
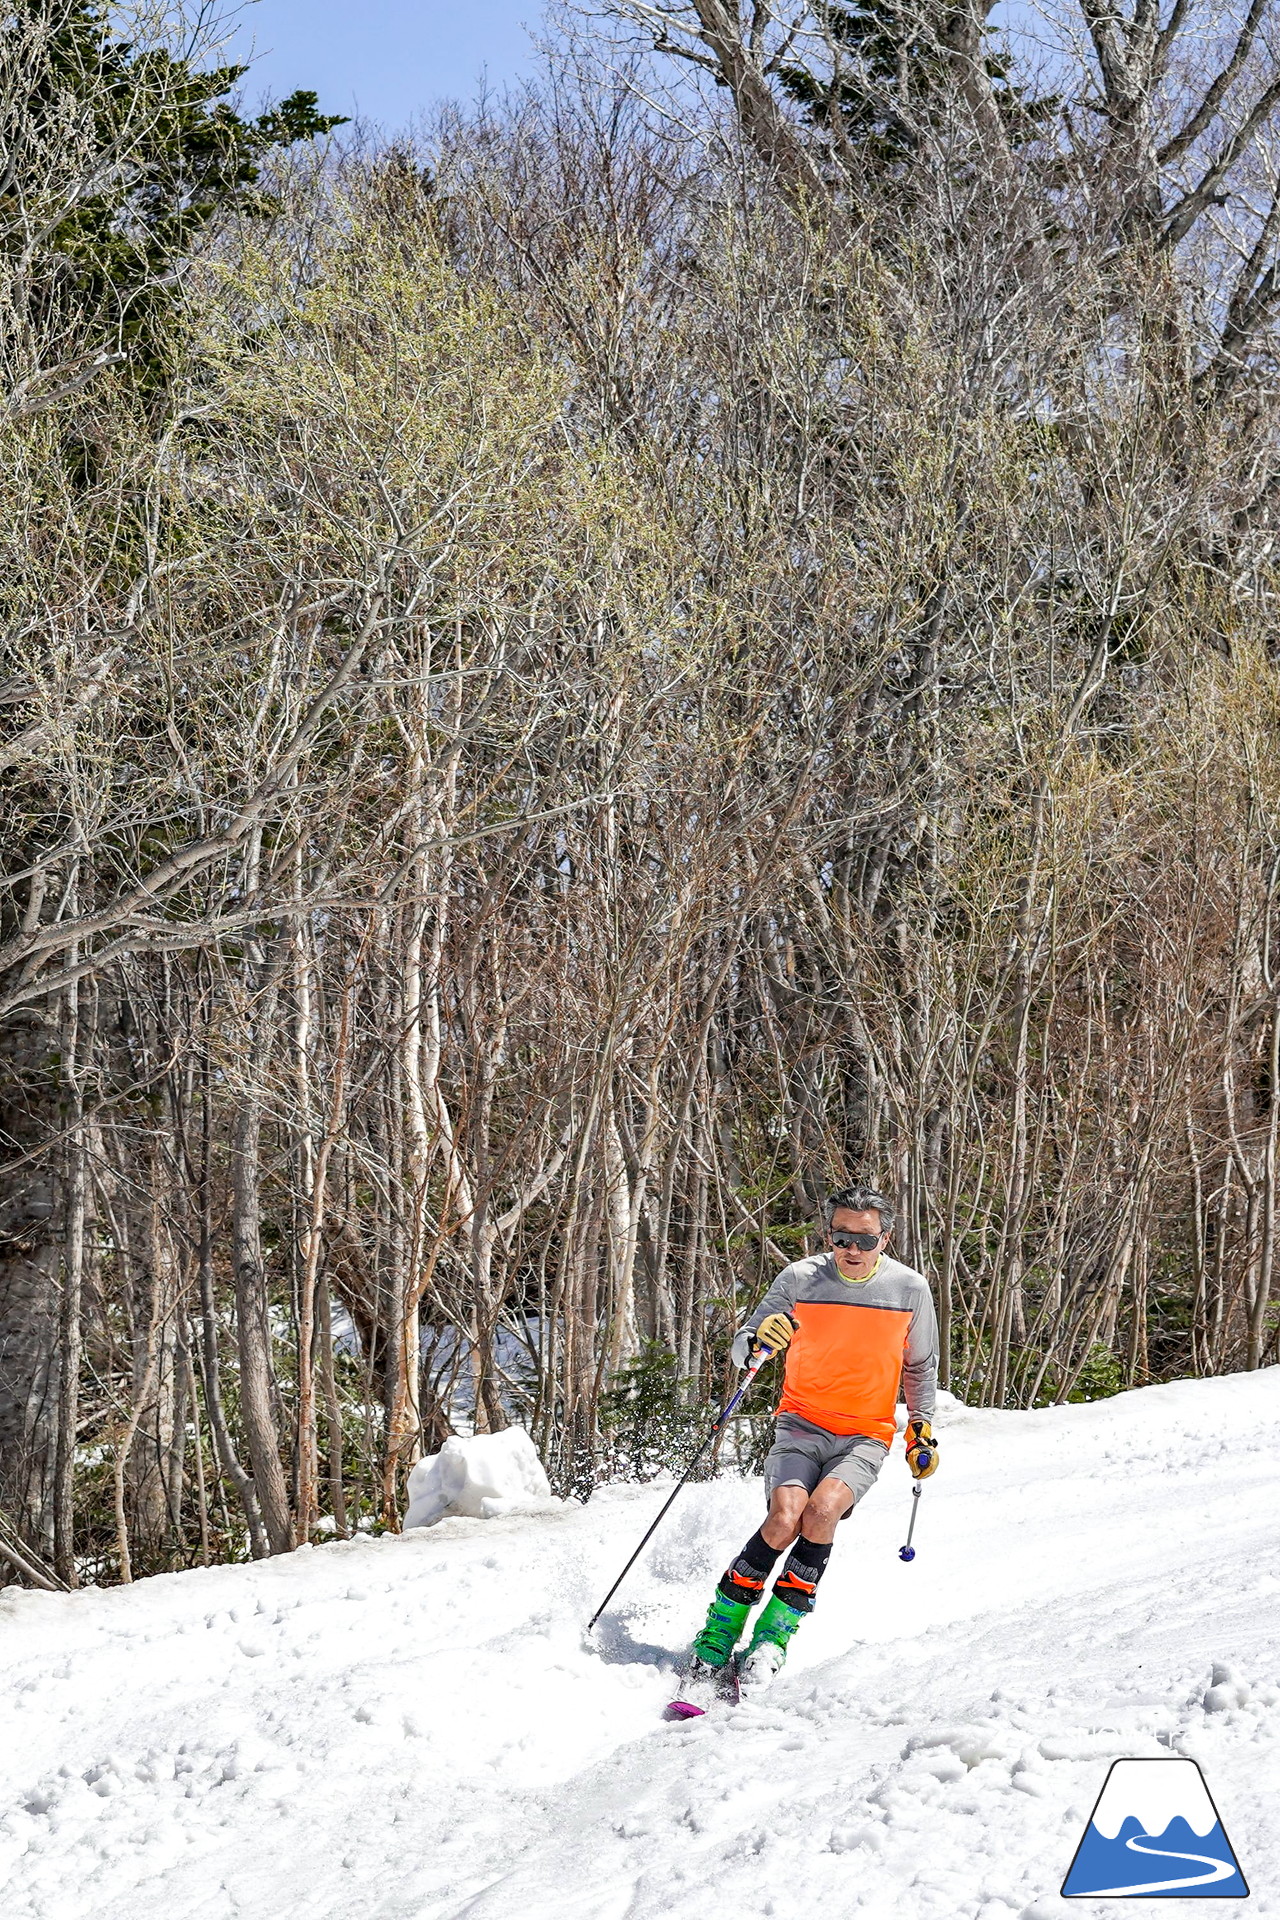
[3,1369,1278,1920]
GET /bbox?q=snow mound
[403,1427,555,1529]
[893,1386,964,1431]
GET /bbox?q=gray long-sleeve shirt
[731,1251,938,1444]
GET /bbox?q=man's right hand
[905,1417,939,1478]
[750,1312,796,1361]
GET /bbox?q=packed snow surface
[403,1426,556,1529]
[3,1369,1279,1919]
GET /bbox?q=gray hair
[824,1183,896,1234]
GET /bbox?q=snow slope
[2,1369,1278,1920]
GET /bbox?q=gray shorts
[764,1412,889,1507]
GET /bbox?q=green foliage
[961,1335,1124,1408]
[598,1341,709,1483]
[764,1221,816,1254]
[5,0,347,379]
[779,0,1056,171]
[1066,1344,1124,1403]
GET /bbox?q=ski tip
[664,1699,706,1720]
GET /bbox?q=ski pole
[587,1344,777,1633]
[898,1477,925,1561]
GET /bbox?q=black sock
[773,1535,832,1614]
[717,1527,783,1603]
[738,1528,783,1577]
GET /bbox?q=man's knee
[762,1486,807,1542]
[802,1484,854,1531]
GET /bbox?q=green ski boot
[690,1590,752,1671]
[739,1593,805,1692]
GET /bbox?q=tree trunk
[0,1009,63,1564]
[231,954,293,1555]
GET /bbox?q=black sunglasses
[831,1229,882,1252]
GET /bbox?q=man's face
[829,1207,887,1280]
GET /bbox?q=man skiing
[688,1182,939,1693]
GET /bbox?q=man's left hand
[905,1417,939,1479]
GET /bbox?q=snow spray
[586,1344,778,1633]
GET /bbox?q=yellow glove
[751,1312,796,1361]
[905,1417,939,1479]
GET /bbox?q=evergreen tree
[2,1,347,388]
[779,0,1054,172]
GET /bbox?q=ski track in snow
[2,1369,1278,1920]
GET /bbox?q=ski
[664,1655,740,1720]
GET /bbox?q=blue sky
[222,1,547,131]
